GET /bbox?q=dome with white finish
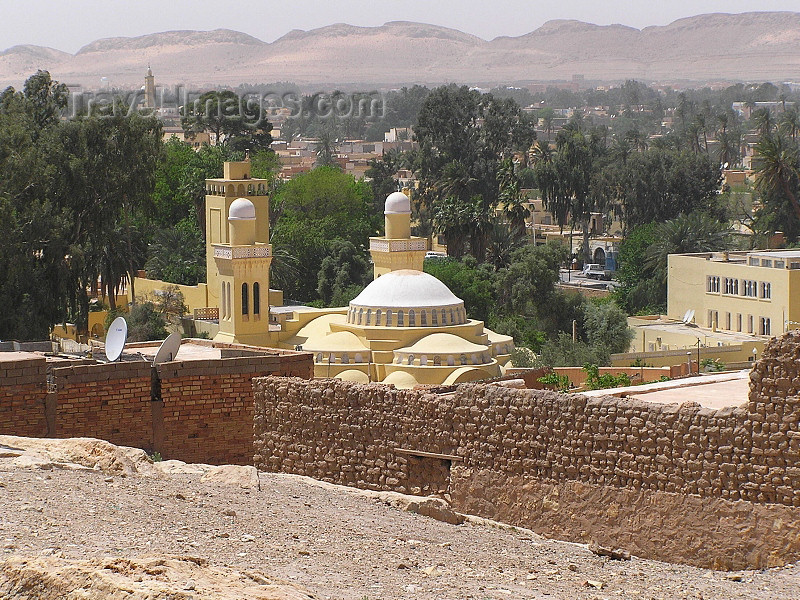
[384,191,411,214]
[351,270,461,309]
[348,270,467,327]
[228,197,256,220]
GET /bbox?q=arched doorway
[593,247,606,267]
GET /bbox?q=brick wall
[158,354,311,465]
[0,346,312,465]
[252,332,800,569]
[0,353,48,437]
[52,362,153,449]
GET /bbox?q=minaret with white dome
[369,191,427,278]
[212,197,273,344]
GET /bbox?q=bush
[537,372,571,392]
[583,363,631,390]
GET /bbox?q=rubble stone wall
[252,332,800,569]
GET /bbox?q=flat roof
[581,370,750,410]
[631,318,768,344]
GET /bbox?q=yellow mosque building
[135,159,514,387]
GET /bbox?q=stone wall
[252,332,800,569]
[0,354,48,438]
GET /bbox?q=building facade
[668,249,800,337]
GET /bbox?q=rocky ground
[0,435,798,599]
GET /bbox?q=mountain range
[2,12,800,90]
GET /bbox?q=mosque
[138,159,514,388]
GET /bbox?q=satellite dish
[105,317,128,362]
[153,332,181,366]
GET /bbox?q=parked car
[425,251,448,260]
[580,263,612,280]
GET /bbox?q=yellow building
[668,249,800,337]
[132,160,514,388]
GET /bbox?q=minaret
[212,198,273,345]
[144,65,156,109]
[368,191,427,278]
[204,160,271,312]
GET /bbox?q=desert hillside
[0,435,797,599]
[2,12,800,89]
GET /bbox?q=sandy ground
[1,457,799,600]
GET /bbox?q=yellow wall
[668,253,800,336]
[133,277,209,313]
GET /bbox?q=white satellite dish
[105,316,128,362]
[153,332,181,366]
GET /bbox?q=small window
[762,259,773,268]
[408,309,416,327]
[749,257,760,266]
[397,310,404,326]
[434,355,442,366]
[386,310,393,326]
[775,260,785,269]
[242,283,249,315]
[420,311,427,326]
[253,282,260,315]
[375,309,382,326]
[737,313,742,332]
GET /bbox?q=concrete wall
[253,331,800,569]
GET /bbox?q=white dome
[350,270,462,309]
[384,191,411,214]
[228,198,256,220]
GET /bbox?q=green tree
[754,133,800,242]
[181,90,272,151]
[144,219,206,286]
[645,212,732,284]
[271,167,375,301]
[423,256,495,322]
[125,302,168,342]
[316,239,371,306]
[582,301,634,355]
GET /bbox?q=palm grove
[2,73,798,366]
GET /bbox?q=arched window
[397,310,404,326]
[471,354,478,364]
[366,310,371,325]
[253,282,260,315]
[226,282,231,319]
[407,354,415,365]
[450,309,455,324]
[441,309,447,324]
[431,310,438,325]
[386,309,393,326]
[358,308,364,324]
[316,353,323,362]
[375,309,382,326]
[420,311,427,326]
[460,354,467,365]
[447,356,455,366]
[342,353,349,364]
[434,355,441,366]
[242,283,249,315]
[221,283,227,319]
[420,355,428,366]
[355,353,363,363]
[408,310,416,326]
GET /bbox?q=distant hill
[3,12,800,90]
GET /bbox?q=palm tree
[497,157,529,239]
[755,134,800,221]
[779,109,800,143]
[645,213,732,283]
[752,108,775,138]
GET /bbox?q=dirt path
[1,453,798,599]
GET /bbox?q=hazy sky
[4,0,800,53]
